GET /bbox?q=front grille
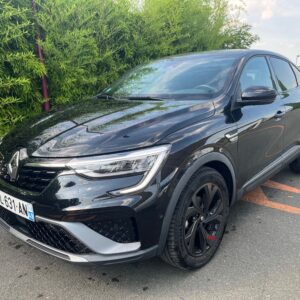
[86,217,138,243]
[0,207,92,254]
[16,166,60,193]
[0,159,60,193]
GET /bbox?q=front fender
[157,151,237,254]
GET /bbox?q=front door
[236,56,285,187]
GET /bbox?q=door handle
[274,111,286,119]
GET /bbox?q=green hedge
[0,0,46,135]
[0,0,258,136]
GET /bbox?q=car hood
[1,98,214,158]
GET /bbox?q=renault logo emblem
[7,149,28,182]
[7,151,20,182]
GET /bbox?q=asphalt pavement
[1,167,300,300]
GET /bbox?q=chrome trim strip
[58,170,76,176]
[25,157,71,168]
[25,162,67,168]
[26,239,71,261]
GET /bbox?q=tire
[290,158,300,174]
[162,167,230,270]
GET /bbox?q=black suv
[1,50,300,270]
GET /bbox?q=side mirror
[239,86,277,106]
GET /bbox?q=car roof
[161,49,290,62]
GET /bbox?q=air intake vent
[86,217,138,244]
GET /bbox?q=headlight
[66,145,171,195]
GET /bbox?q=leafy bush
[0,0,46,136]
[0,0,258,135]
[36,0,138,104]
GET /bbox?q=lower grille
[25,222,91,254]
[86,217,138,244]
[0,206,11,224]
[0,207,91,254]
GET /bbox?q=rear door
[268,56,300,152]
[236,56,285,186]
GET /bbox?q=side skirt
[237,145,300,199]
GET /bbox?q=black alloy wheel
[184,183,225,257]
[162,167,229,270]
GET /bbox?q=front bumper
[0,155,172,264]
[0,212,158,264]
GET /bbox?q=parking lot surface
[1,167,300,300]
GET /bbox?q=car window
[103,56,238,99]
[270,57,297,91]
[240,57,275,92]
[291,64,300,85]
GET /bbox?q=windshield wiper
[125,96,166,101]
[95,94,166,101]
[95,93,118,100]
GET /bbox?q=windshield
[103,55,238,99]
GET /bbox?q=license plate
[0,190,35,222]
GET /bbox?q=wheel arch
[157,152,237,254]
[203,161,234,205]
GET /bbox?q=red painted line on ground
[263,180,300,195]
[243,186,300,216]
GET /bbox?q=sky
[230,0,300,64]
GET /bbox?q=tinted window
[270,57,297,91]
[292,65,300,85]
[240,57,274,92]
[103,56,238,99]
